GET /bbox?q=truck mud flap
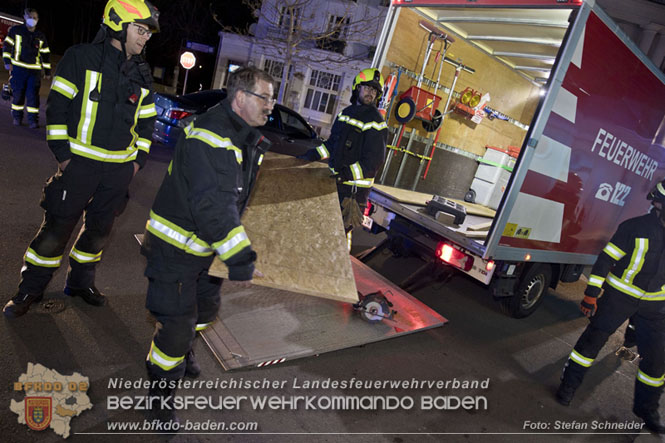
[201,257,447,370]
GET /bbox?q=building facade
[212,0,388,137]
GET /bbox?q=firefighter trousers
[10,66,41,123]
[18,156,134,295]
[561,287,665,409]
[144,245,222,380]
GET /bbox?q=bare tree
[212,0,385,104]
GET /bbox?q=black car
[152,89,323,157]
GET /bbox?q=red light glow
[166,109,192,120]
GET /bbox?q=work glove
[341,197,363,231]
[580,296,597,318]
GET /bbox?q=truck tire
[502,264,551,318]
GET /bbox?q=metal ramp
[201,257,447,370]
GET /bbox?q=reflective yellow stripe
[316,144,329,159]
[148,341,184,371]
[138,103,157,118]
[211,226,251,261]
[26,106,39,114]
[603,242,625,261]
[569,349,593,368]
[24,248,62,268]
[47,124,68,140]
[349,162,363,180]
[69,247,103,264]
[129,88,150,150]
[258,154,264,165]
[338,114,387,131]
[606,273,665,301]
[587,275,605,288]
[9,59,42,70]
[195,322,213,331]
[136,137,151,153]
[77,70,101,145]
[11,104,24,111]
[342,178,375,188]
[51,76,78,99]
[186,127,242,164]
[146,211,213,257]
[42,63,51,69]
[637,370,665,387]
[14,34,21,61]
[621,238,647,285]
[4,36,13,45]
[69,138,138,163]
[40,47,50,53]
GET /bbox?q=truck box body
[368,0,665,316]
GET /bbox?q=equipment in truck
[394,20,455,132]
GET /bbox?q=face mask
[25,18,37,27]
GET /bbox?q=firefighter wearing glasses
[2,8,51,128]
[556,179,665,434]
[299,68,388,221]
[3,0,159,318]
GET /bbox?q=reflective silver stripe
[637,370,665,387]
[607,274,644,297]
[69,248,102,263]
[79,71,101,144]
[350,162,363,180]
[52,78,77,99]
[10,59,42,70]
[343,178,374,188]
[214,229,249,258]
[11,104,24,111]
[139,105,156,117]
[316,144,329,159]
[26,106,39,113]
[69,140,137,162]
[622,238,647,282]
[149,342,184,370]
[570,349,593,367]
[195,322,212,331]
[587,275,604,288]
[136,139,151,149]
[148,217,212,255]
[25,250,61,267]
[603,242,625,261]
[14,34,21,60]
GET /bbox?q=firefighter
[2,8,51,128]
[556,179,665,434]
[141,66,274,425]
[298,68,388,231]
[2,0,159,318]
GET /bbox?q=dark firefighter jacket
[586,210,665,300]
[2,23,51,74]
[143,99,270,281]
[45,39,156,168]
[306,103,387,188]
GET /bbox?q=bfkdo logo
[25,397,52,431]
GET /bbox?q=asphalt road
[0,87,662,443]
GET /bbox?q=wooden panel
[373,184,496,218]
[382,8,541,156]
[209,153,358,304]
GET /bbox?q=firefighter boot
[28,121,38,129]
[185,349,201,378]
[556,359,588,406]
[146,362,180,431]
[633,380,665,434]
[3,292,44,318]
[12,118,21,126]
[64,286,107,306]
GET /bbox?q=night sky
[1,0,253,89]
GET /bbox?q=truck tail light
[436,242,473,272]
[166,109,193,120]
[486,260,495,272]
[364,201,373,217]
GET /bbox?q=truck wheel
[502,264,551,318]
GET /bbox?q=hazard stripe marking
[257,358,286,368]
[529,134,571,183]
[551,87,577,124]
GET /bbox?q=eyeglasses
[131,23,152,37]
[243,89,276,106]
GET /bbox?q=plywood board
[373,184,496,218]
[209,153,358,304]
[201,257,447,370]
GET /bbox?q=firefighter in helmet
[556,179,665,434]
[2,8,51,128]
[3,0,159,318]
[299,68,388,235]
